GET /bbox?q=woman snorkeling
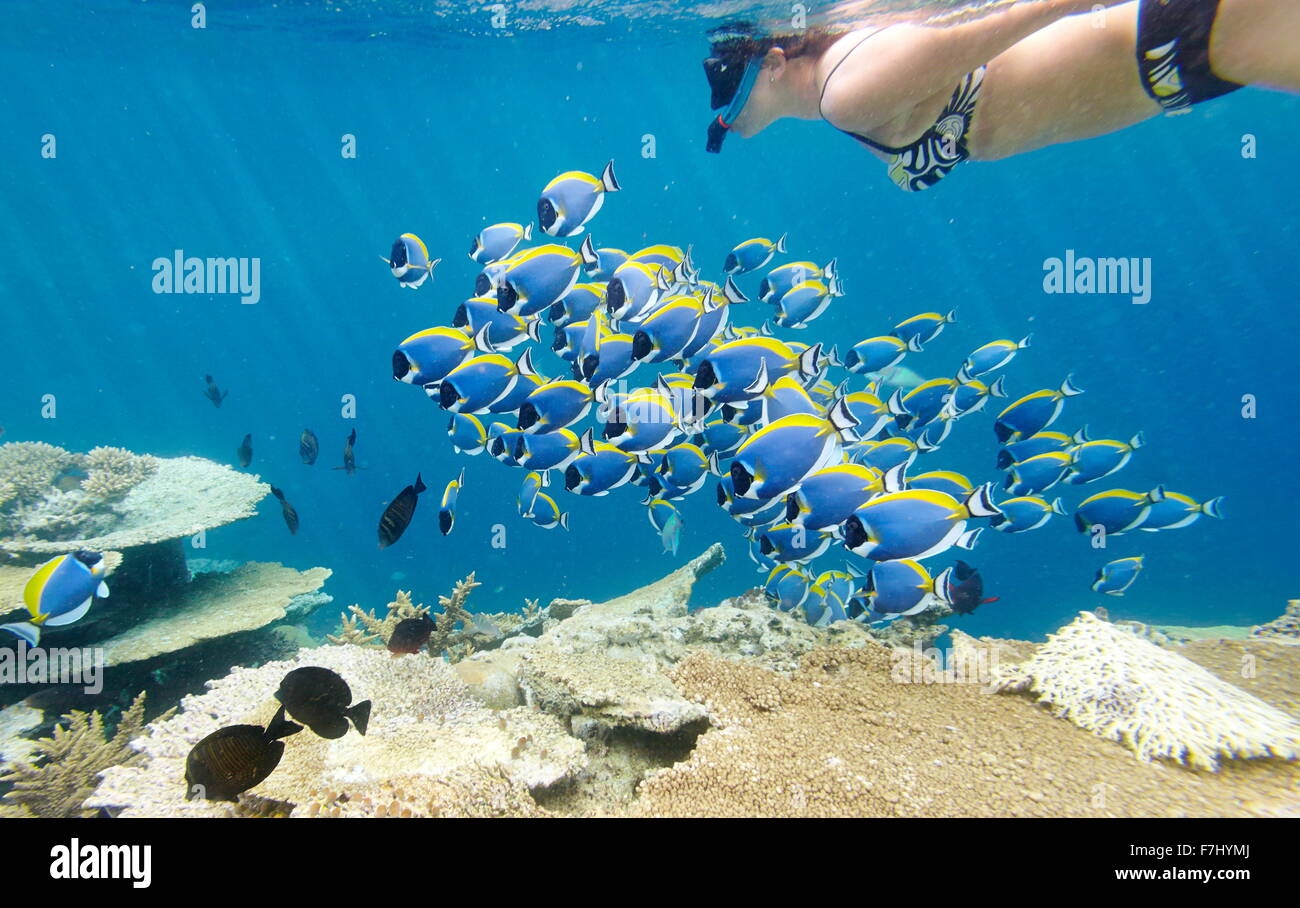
[704,0,1300,190]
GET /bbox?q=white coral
[992,612,1300,771]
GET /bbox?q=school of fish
[388,162,1222,627]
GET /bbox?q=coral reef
[1,692,160,818]
[992,612,1300,770]
[1,448,269,555]
[70,554,1300,818]
[99,563,332,666]
[1252,600,1300,642]
[87,645,584,817]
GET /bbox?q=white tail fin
[601,160,621,192]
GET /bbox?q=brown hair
[710,23,846,65]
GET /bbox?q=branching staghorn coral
[0,692,167,818]
[328,574,496,661]
[992,612,1300,771]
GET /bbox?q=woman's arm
[820,0,1116,130]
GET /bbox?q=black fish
[236,433,253,468]
[184,705,301,802]
[275,667,371,740]
[387,614,435,655]
[271,486,299,535]
[333,428,358,475]
[299,429,319,465]
[378,473,426,549]
[203,374,229,408]
[948,560,1000,616]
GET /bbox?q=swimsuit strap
[817,29,888,147]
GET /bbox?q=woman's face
[729,49,787,138]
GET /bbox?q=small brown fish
[184,705,301,802]
[271,486,299,535]
[237,433,253,468]
[204,374,229,408]
[378,473,426,549]
[387,614,435,655]
[333,428,358,475]
[299,429,319,466]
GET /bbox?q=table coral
[2,452,269,554]
[992,612,1300,770]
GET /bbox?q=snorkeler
[703,0,1300,190]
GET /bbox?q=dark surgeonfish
[333,428,358,475]
[947,560,999,615]
[378,473,426,549]
[236,433,253,468]
[299,429,319,465]
[203,374,228,408]
[271,486,299,535]
[387,614,435,655]
[274,667,371,739]
[184,705,302,802]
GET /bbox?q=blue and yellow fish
[994,376,1084,444]
[844,484,1000,562]
[469,222,532,264]
[1138,492,1225,531]
[843,335,921,375]
[538,161,621,237]
[518,380,594,434]
[438,469,465,536]
[392,327,476,386]
[447,413,489,456]
[724,234,786,275]
[956,335,1031,382]
[387,233,440,289]
[1074,487,1165,536]
[989,496,1067,533]
[853,559,953,621]
[1092,556,1144,596]
[528,492,571,530]
[891,310,955,349]
[1,551,110,645]
[730,405,859,500]
[1065,434,1144,485]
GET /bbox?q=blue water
[1,0,1296,643]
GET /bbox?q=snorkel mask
[704,54,762,153]
[704,24,765,153]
